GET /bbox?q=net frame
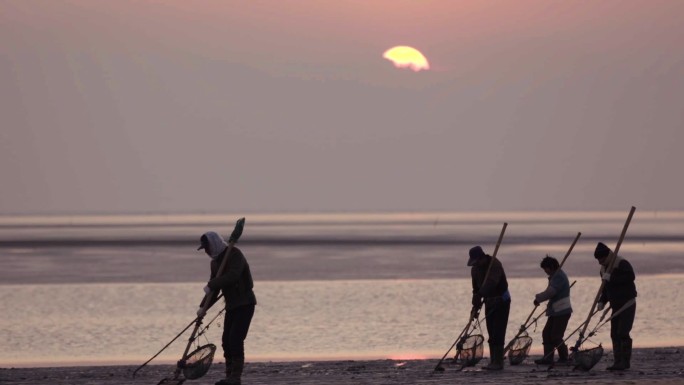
[457,334,485,367]
[181,343,216,380]
[507,335,533,365]
[573,345,603,371]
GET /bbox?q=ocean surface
[1,210,683,367]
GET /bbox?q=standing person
[533,255,572,365]
[594,242,637,371]
[197,231,257,385]
[468,245,511,370]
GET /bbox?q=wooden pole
[481,222,508,288]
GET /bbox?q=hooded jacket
[201,232,257,311]
[471,255,509,306]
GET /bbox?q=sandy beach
[2,347,682,385]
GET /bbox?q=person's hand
[602,273,611,282]
[203,285,212,295]
[197,307,206,318]
[533,299,540,306]
[597,302,606,311]
[470,306,480,320]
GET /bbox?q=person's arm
[535,286,557,303]
[198,261,220,312]
[471,270,482,312]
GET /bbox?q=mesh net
[182,344,216,380]
[574,345,603,371]
[507,335,533,365]
[456,335,484,367]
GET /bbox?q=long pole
[133,318,197,377]
[434,222,508,372]
[572,207,635,354]
[503,232,581,355]
[481,223,508,287]
[133,294,224,377]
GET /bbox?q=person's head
[540,255,559,276]
[467,246,488,267]
[594,242,611,266]
[197,231,228,259]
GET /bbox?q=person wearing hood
[468,245,511,370]
[197,231,257,385]
[533,255,572,365]
[594,241,637,371]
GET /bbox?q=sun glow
[382,46,430,72]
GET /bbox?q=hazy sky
[2,1,683,215]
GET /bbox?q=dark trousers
[542,313,571,348]
[222,304,255,362]
[484,298,510,346]
[610,299,636,343]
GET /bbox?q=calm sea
[1,211,683,367]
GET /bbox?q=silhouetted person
[595,242,637,371]
[468,246,511,370]
[533,255,572,365]
[198,231,257,385]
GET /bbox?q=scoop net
[573,345,603,371]
[456,334,484,367]
[507,335,533,365]
[181,344,216,380]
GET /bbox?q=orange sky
[2,1,683,214]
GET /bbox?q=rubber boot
[225,358,232,377]
[556,343,569,364]
[610,339,632,370]
[606,339,622,371]
[215,358,243,385]
[214,359,232,385]
[483,345,504,370]
[534,344,554,365]
[622,339,632,369]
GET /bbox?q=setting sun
[382,46,430,72]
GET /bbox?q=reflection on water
[1,275,681,367]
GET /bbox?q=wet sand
[2,347,682,384]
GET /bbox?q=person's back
[209,246,257,311]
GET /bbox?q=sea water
[1,211,682,366]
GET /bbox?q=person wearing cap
[533,255,572,365]
[468,245,511,370]
[594,241,637,371]
[197,231,257,385]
